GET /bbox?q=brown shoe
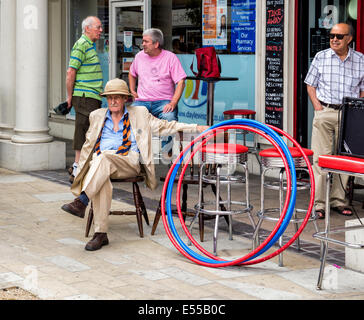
[61,198,86,218]
[85,233,109,251]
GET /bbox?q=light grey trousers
[82,150,141,232]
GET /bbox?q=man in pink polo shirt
[128,28,186,161]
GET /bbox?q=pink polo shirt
[129,49,187,101]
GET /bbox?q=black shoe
[85,233,109,251]
[61,198,86,218]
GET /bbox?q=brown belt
[319,100,341,110]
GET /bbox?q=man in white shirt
[305,23,364,219]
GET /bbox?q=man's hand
[307,85,323,111]
[163,102,176,113]
[66,67,77,109]
[67,96,73,109]
[130,90,138,100]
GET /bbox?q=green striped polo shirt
[69,34,103,101]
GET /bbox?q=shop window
[152,0,256,55]
[151,0,257,127]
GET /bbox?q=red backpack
[190,47,221,78]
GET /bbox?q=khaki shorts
[72,95,101,150]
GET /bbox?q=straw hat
[100,78,132,96]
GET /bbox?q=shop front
[1,0,362,171]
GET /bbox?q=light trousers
[131,100,177,152]
[311,107,349,211]
[82,150,141,233]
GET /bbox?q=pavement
[1,139,364,303]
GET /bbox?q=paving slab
[0,166,364,303]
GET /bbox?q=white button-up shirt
[305,47,364,104]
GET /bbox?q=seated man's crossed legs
[61,151,141,250]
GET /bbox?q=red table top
[318,155,364,174]
[223,109,256,116]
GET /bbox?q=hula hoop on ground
[160,119,314,267]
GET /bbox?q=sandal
[315,209,325,220]
[331,206,353,216]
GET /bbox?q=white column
[0,0,65,171]
[0,0,16,139]
[12,0,53,144]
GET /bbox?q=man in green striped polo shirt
[66,16,104,183]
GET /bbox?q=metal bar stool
[191,143,255,255]
[313,155,364,290]
[223,109,259,164]
[252,147,318,266]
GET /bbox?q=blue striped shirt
[100,108,139,153]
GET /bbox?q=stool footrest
[195,201,253,216]
[263,180,310,191]
[313,225,364,249]
[202,175,246,185]
[257,208,316,223]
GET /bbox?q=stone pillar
[12,0,53,143]
[0,0,66,171]
[0,0,16,140]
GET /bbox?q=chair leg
[182,183,188,213]
[151,198,161,235]
[132,182,144,238]
[134,181,149,225]
[85,205,94,237]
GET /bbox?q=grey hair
[143,28,164,48]
[82,16,97,34]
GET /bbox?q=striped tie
[94,113,131,156]
[116,112,131,156]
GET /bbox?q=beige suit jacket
[71,106,198,196]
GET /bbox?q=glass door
[110,1,145,82]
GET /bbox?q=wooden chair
[85,176,149,238]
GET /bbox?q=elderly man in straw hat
[61,78,208,251]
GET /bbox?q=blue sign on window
[231,0,256,53]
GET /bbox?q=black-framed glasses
[329,33,348,40]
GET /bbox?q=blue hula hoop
[163,119,297,265]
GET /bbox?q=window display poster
[124,31,133,52]
[231,0,256,53]
[202,0,227,49]
[122,57,133,73]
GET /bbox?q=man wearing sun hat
[61,78,208,251]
